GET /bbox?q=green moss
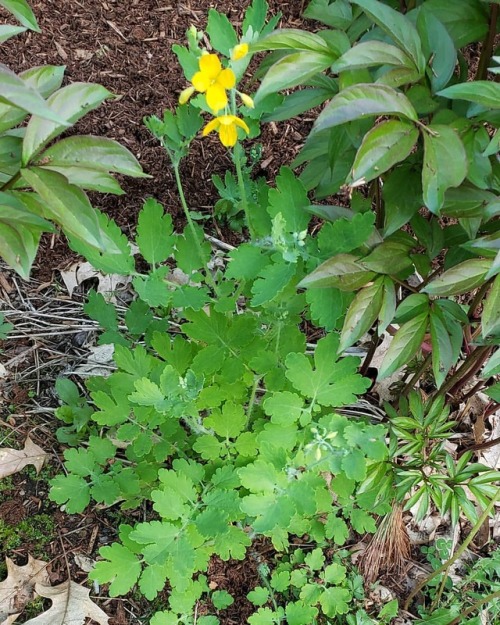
[0,475,14,494]
[0,513,56,558]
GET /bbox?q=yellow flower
[179,86,195,105]
[232,43,249,61]
[202,114,250,147]
[191,54,236,113]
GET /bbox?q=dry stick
[400,353,432,397]
[360,330,380,377]
[476,3,499,81]
[437,346,492,398]
[403,485,500,611]
[446,346,492,399]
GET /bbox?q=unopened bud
[239,92,255,109]
[232,43,249,61]
[179,86,195,105]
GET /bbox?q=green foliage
[45,2,500,624]
[50,190,387,622]
[0,1,148,278]
[253,0,499,392]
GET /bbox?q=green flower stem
[173,163,220,297]
[234,142,255,240]
[403,485,500,611]
[246,376,261,425]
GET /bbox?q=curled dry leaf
[23,580,109,625]
[59,261,130,303]
[0,556,50,623]
[0,437,49,479]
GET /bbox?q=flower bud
[179,86,195,105]
[231,43,249,61]
[239,92,254,109]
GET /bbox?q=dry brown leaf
[24,580,109,625]
[59,261,130,303]
[479,413,500,470]
[0,437,49,479]
[0,556,50,623]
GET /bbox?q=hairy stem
[173,163,220,296]
[234,142,255,240]
[403,485,500,611]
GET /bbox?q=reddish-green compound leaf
[438,81,500,109]
[339,279,384,352]
[298,253,376,292]
[20,65,65,97]
[0,0,40,31]
[0,65,65,132]
[424,0,487,48]
[0,24,26,42]
[378,312,429,380]
[483,350,500,378]
[21,167,119,253]
[313,84,417,133]
[422,125,467,214]
[252,29,333,53]
[361,240,413,275]
[379,277,397,334]
[352,0,425,73]
[0,65,66,124]
[255,51,336,102]
[22,82,112,164]
[41,166,124,195]
[351,120,418,185]
[0,218,40,279]
[430,311,454,388]
[417,7,457,93]
[482,274,500,339]
[38,136,148,178]
[422,259,492,296]
[395,293,430,323]
[331,41,414,73]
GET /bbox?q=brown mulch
[1,1,312,623]
[2,0,309,282]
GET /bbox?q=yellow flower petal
[232,116,250,134]
[199,53,222,80]
[239,92,254,109]
[219,123,238,147]
[217,68,236,90]
[179,86,195,105]
[192,71,210,93]
[231,43,249,61]
[202,117,221,137]
[206,83,228,113]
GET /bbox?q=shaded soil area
[2,0,308,281]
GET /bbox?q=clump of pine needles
[359,503,411,584]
